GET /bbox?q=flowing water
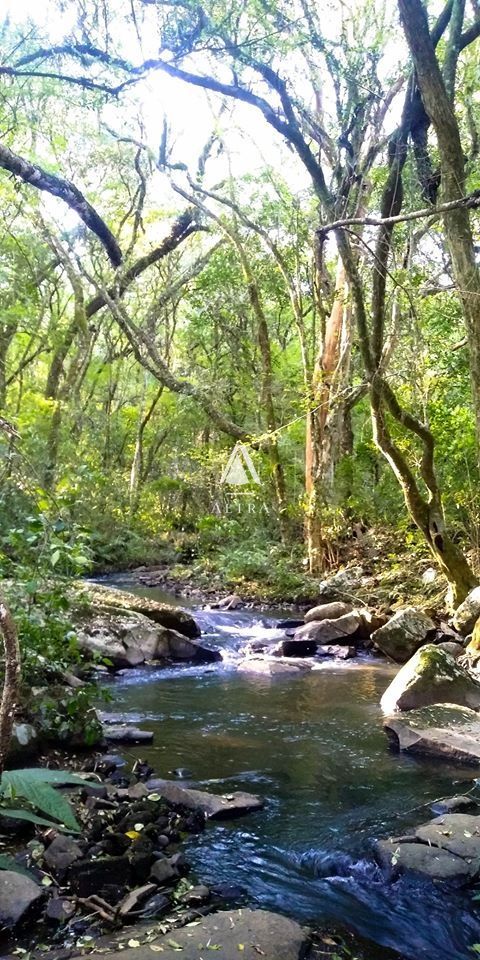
[102,577,480,960]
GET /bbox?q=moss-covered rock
[74,582,200,638]
[380,643,480,712]
[384,704,480,765]
[371,607,435,663]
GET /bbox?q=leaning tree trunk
[0,599,20,774]
[398,0,480,451]
[370,375,477,607]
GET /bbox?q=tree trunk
[129,386,163,514]
[305,261,351,574]
[398,0,480,448]
[370,376,476,606]
[0,599,20,774]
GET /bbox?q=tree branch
[317,188,480,237]
[85,209,201,317]
[0,142,122,266]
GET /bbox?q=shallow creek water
[103,577,480,960]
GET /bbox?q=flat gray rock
[376,839,473,884]
[384,704,480,764]
[376,812,480,885]
[103,725,154,744]
[293,612,362,645]
[431,795,479,815]
[238,656,313,676]
[0,870,43,926]
[415,813,480,863]
[146,780,264,820]
[67,909,309,960]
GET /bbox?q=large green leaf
[0,807,79,831]
[1,772,80,831]
[1,769,88,788]
[0,853,36,877]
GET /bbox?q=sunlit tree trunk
[305,261,351,574]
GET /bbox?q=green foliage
[31,685,104,748]
[3,579,81,687]
[0,768,86,835]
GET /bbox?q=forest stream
[100,576,480,960]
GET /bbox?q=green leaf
[1,808,77,831]
[0,853,34,877]
[50,549,61,567]
[1,772,80,831]
[1,768,87,788]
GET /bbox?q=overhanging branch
[0,143,122,266]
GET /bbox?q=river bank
[0,730,406,960]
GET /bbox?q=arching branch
[0,143,122,266]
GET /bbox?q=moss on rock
[381,643,480,713]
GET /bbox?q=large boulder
[380,644,480,713]
[76,582,200,638]
[371,607,435,663]
[376,839,475,886]
[76,612,160,668]
[317,566,364,602]
[304,601,352,623]
[465,616,480,665]
[384,704,480,764]
[76,613,219,669]
[291,612,362,646]
[453,586,480,636]
[67,909,309,960]
[0,871,43,926]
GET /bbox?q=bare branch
[317,188,480,237]
[0,142,122,266]
[85,209,201,318]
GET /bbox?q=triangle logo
[221,443,261,486]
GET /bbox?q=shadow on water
[102,578,480,960]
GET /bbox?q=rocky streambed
[7,571,480,959]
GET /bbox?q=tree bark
[0,599,20,774]
[305,261,351,574]
[398,0,480,448]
